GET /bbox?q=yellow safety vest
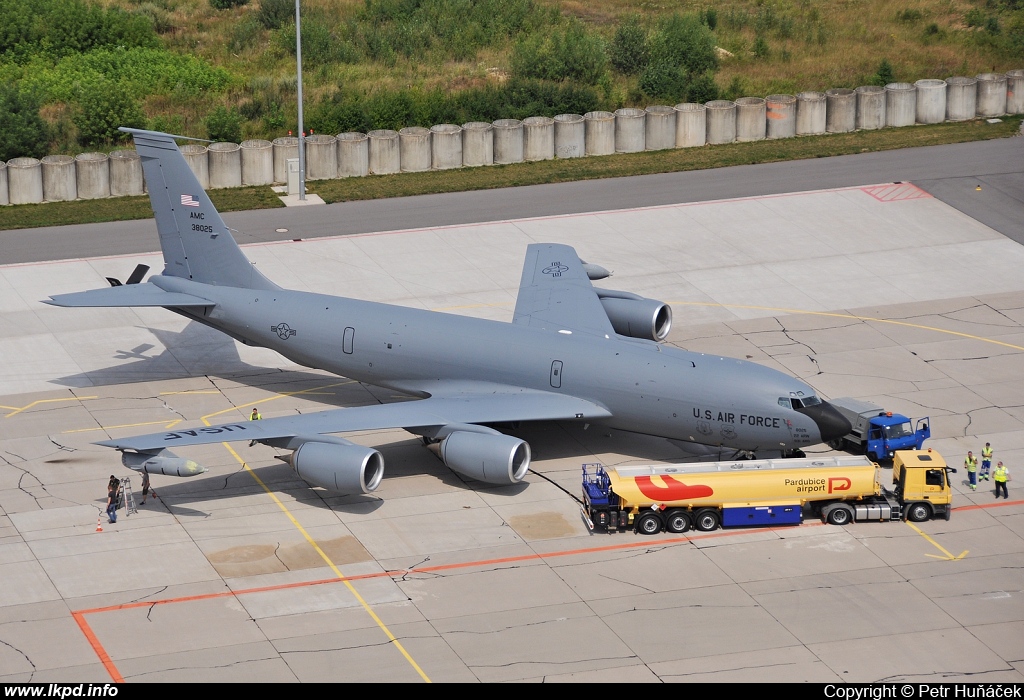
[965,456,977,472]
[249,411,261,421]
[983,447,993,460]
[994,466,1008,483]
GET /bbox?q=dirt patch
[507,512,577,541]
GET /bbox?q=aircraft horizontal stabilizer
[45,282,215,308]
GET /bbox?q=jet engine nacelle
[439,431,531,485]
[289,441,384,494]
[599,295,672,341]
[121,450,206,477]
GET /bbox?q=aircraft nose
[799,401,852,444]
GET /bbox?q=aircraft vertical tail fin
[122,128,278,291]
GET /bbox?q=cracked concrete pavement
[1,167,1023,682]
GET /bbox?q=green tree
[0,86,50,161]
[73,81,146,146]
[511,19,607,85]
[609,15,649,75]
[206,106,243,142]
[649,13,718,77]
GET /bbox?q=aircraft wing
[46,282,214,308]
[97,387,611,452]
[512,243,616,337]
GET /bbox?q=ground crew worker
[981,443,993,481]
[248,407,261,446]
[140,471,155,505]
[994,461,1009,499]
[965,451,978,490]
[105,476,119,524]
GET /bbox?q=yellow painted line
[63,419,182,434]
[189,378,430,680]
[4,396,98,418]
[905,521,968,560]
[216,438,431,682]
[672,302,1024,353]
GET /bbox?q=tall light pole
[294,0,306,200]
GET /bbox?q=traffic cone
[96,515,103,532]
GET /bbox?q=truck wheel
[867,451,878,462]
[694,509,720,532]
[907,503,931,522]
[636,512,662,535]
[825,504,854,526]
[665,510,691,534]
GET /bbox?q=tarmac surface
[1,139,1023,682]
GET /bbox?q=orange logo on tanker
[635,475,714,500]
[828,477,851,493]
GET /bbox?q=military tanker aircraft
[46,128,850,495]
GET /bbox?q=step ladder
[118,477,138,516]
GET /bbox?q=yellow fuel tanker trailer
[582,450,953,535]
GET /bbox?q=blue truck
[829,397,930,461]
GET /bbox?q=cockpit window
[784,394,823,409]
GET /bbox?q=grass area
[1,115,1019,232]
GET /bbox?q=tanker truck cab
[892,449,955,522]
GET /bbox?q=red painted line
[861,183,932,202]
[76,500,1020,682]
[953,498,1024,512]
[72,611,124,683]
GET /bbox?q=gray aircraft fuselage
[155,275,828,453]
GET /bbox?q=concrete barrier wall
[493,119,524,164]
[109,150,144,196]
[915,79,947,124]
[766,94,796,139]
[431,124,462,170]
[554,114,584,158]
[42,155,77,202]
[614,108,645,152]
[75,152,109,200]
[208,142,242,189]
[706,100,737,145]
[856,86,886,130]
[977,73,1008,117]
[735,97,766,142]
[305,134,338,180]
[1007,70,1024,115]
[674,103,706,147]
[523,116,555,161]
[644,106,676,150]
[337,132,370,177]
[584,111,615,155]
[462,122,493,166]
[796,91,826,135]
[8,158,43,204]
[7,67,1022,206]
[272,137,298,183]
[240,139,273,185]
[885,83,917,127]
[826,88,856,133]
[368,129,400,174]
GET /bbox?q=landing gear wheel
[636,512,663,535]
[694,508,720,532]
[828,439,844,451]
[907,503,931,522]
[665,510,691,534]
